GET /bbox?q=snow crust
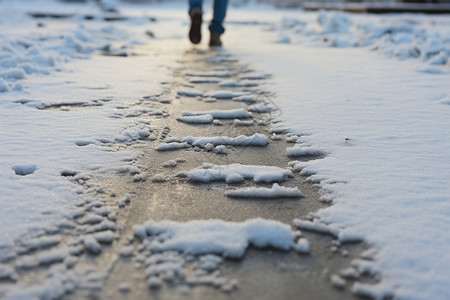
[226,8,450,300]
[187,163,293,183]
[183,133,268,147]
[182,108,252,119]
[135,218,294,258]
[226,183,304,198]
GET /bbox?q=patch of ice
[136,218,294,258]
[187,163,292,183]
[152,174,167,183]
[226,183,303,198]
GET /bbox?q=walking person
[188,0,229,47]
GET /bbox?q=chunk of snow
[214,145,228,154]
[287,146,323,157]
[118,282,131,293]
[177,90,203,97]
[0,264,16,280]
[183,109,252,119]
[233,119,253,126]
[94,230,114,244]
[331,274,346,289]
[163,160,178,168]
[188,163,292,183]
[293,219,338,237]
[156,142,191,151]
[226,183,304,198]
[233,95,256,102]
[294,238,310,254]
[0,78,9,93]
[152,174,167,183]
[186,71,230,77]
[141,218,294,258]
[208,90,240,99]
[177,114,214,124]
[351,282,394,300]
[83,236,102,254]
[0,68,26,80]
[219,79,239,87]
[183,133,268,147]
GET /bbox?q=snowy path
[0,37,371,300]
[1,2,449,300]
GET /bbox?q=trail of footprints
[0,49,375,299]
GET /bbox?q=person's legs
[209,0,228,35]
[189,0,202,15]
[188,0,203,44]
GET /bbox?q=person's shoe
[209,31,222,47]
[189,8,202,44]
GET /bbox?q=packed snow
[183,133,268,147]
[182,108,252,119]
[226,183,304,198]
[134,218,294,258]
[226,8,450,300]
[187,163,293,184]
[1,1,449,299]
[177,114,214,124]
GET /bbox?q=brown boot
[209,31,222,47]
[189,8,202,44]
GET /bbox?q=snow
[136,218,294,258]
[182,108,252,119]
[177,90,203,97]
[331,274,346,289]
[226,8,450,300]
[187,163,293,184]
[293,238,310,254]
[186,71,231,78]
[208,90,240,99]
[0,1,449,299]
[226,183,304,198]
[177,114,214,124]
[156,142,191,152]
[233,119,253,126]
[183,133,268,147]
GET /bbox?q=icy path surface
[226,9,450,300]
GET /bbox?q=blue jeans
[189,0,228,35]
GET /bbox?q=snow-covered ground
[1,0,450,299]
